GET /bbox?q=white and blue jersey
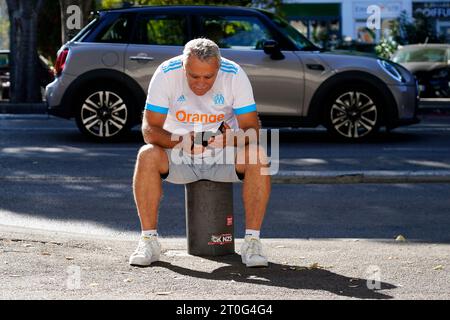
[145,55,257,135]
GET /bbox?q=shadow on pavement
[152,254,396,300]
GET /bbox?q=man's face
[184,56,220,96]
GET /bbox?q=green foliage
[99,0,253,9]
[139,17,186,45]
[375,37,398,59]
[0,19,9,50]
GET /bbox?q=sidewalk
[1,224,449,300]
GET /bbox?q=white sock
[245,229,260,239]
[141,230,158,238]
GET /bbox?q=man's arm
[236,111,260,132]
[233,111,261,146]
[142,110,184,149]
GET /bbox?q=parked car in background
[0,50,55,101]
[392,44,450,99]
[0,50,10,100]
[46,5,419,141]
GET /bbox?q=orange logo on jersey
[176,110,225,124]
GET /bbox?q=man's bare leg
[235,144,271,267]
[235,144,271,231]
[133,144,169,231]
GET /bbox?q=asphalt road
[0,113,450,242]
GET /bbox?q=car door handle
[129,56,155,62]
[306,64,325,71]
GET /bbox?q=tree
[391,10,446,45]
[6,0,45,103]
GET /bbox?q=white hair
[182,38,221,66]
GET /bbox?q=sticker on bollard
[185,180,235,256]
[208,233,233,246]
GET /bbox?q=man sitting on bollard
[129,38,272,268]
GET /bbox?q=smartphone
[217,121,226,134]
[199,122,226,147]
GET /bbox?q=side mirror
[263,40,285,60]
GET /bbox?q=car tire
[324,84,382,141]
[75,84,135,141]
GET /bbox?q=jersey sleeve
[145,66,170,115]
[231,68,257,116]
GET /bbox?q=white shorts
[161,147,244,184]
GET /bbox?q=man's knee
[137,144,167,166]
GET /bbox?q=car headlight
[377,59,405,83]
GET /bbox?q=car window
[201,16,273,50]
[96,16,131,43]
[0,54,8,68]
[393,48,448,63]
[259,10,316,50]
[133,15,187,46]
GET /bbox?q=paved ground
[0,225,449,300]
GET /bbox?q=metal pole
[185,180,235,256]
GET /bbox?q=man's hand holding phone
[207,121,231,149]
[175,122,231,155]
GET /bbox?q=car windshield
[393,48,448,63]
[260,10,318,50]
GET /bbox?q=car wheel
[324,86,382,141]
[75,85,134,141]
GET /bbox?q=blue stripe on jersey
[145,103,169,114]
[221,64,238,71]
[221,62,238,72]
[220,59,238,70]
[164,59,182,67]
[221,60,237,69]
[234,104,257,115]
[162,62,182,69]
[162,60,182,73]
[220,66,238,74]
[163,65,182,73]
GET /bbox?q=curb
[272,170,450,184]
[0,102,47,114]
[2,170,450,184]
[419,98,450,107]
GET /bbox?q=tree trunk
[59,0,94,44]
[6,0,44,103]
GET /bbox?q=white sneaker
[240,236,268,267]
[129,236,161,267]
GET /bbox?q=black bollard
[185,180,235,256]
